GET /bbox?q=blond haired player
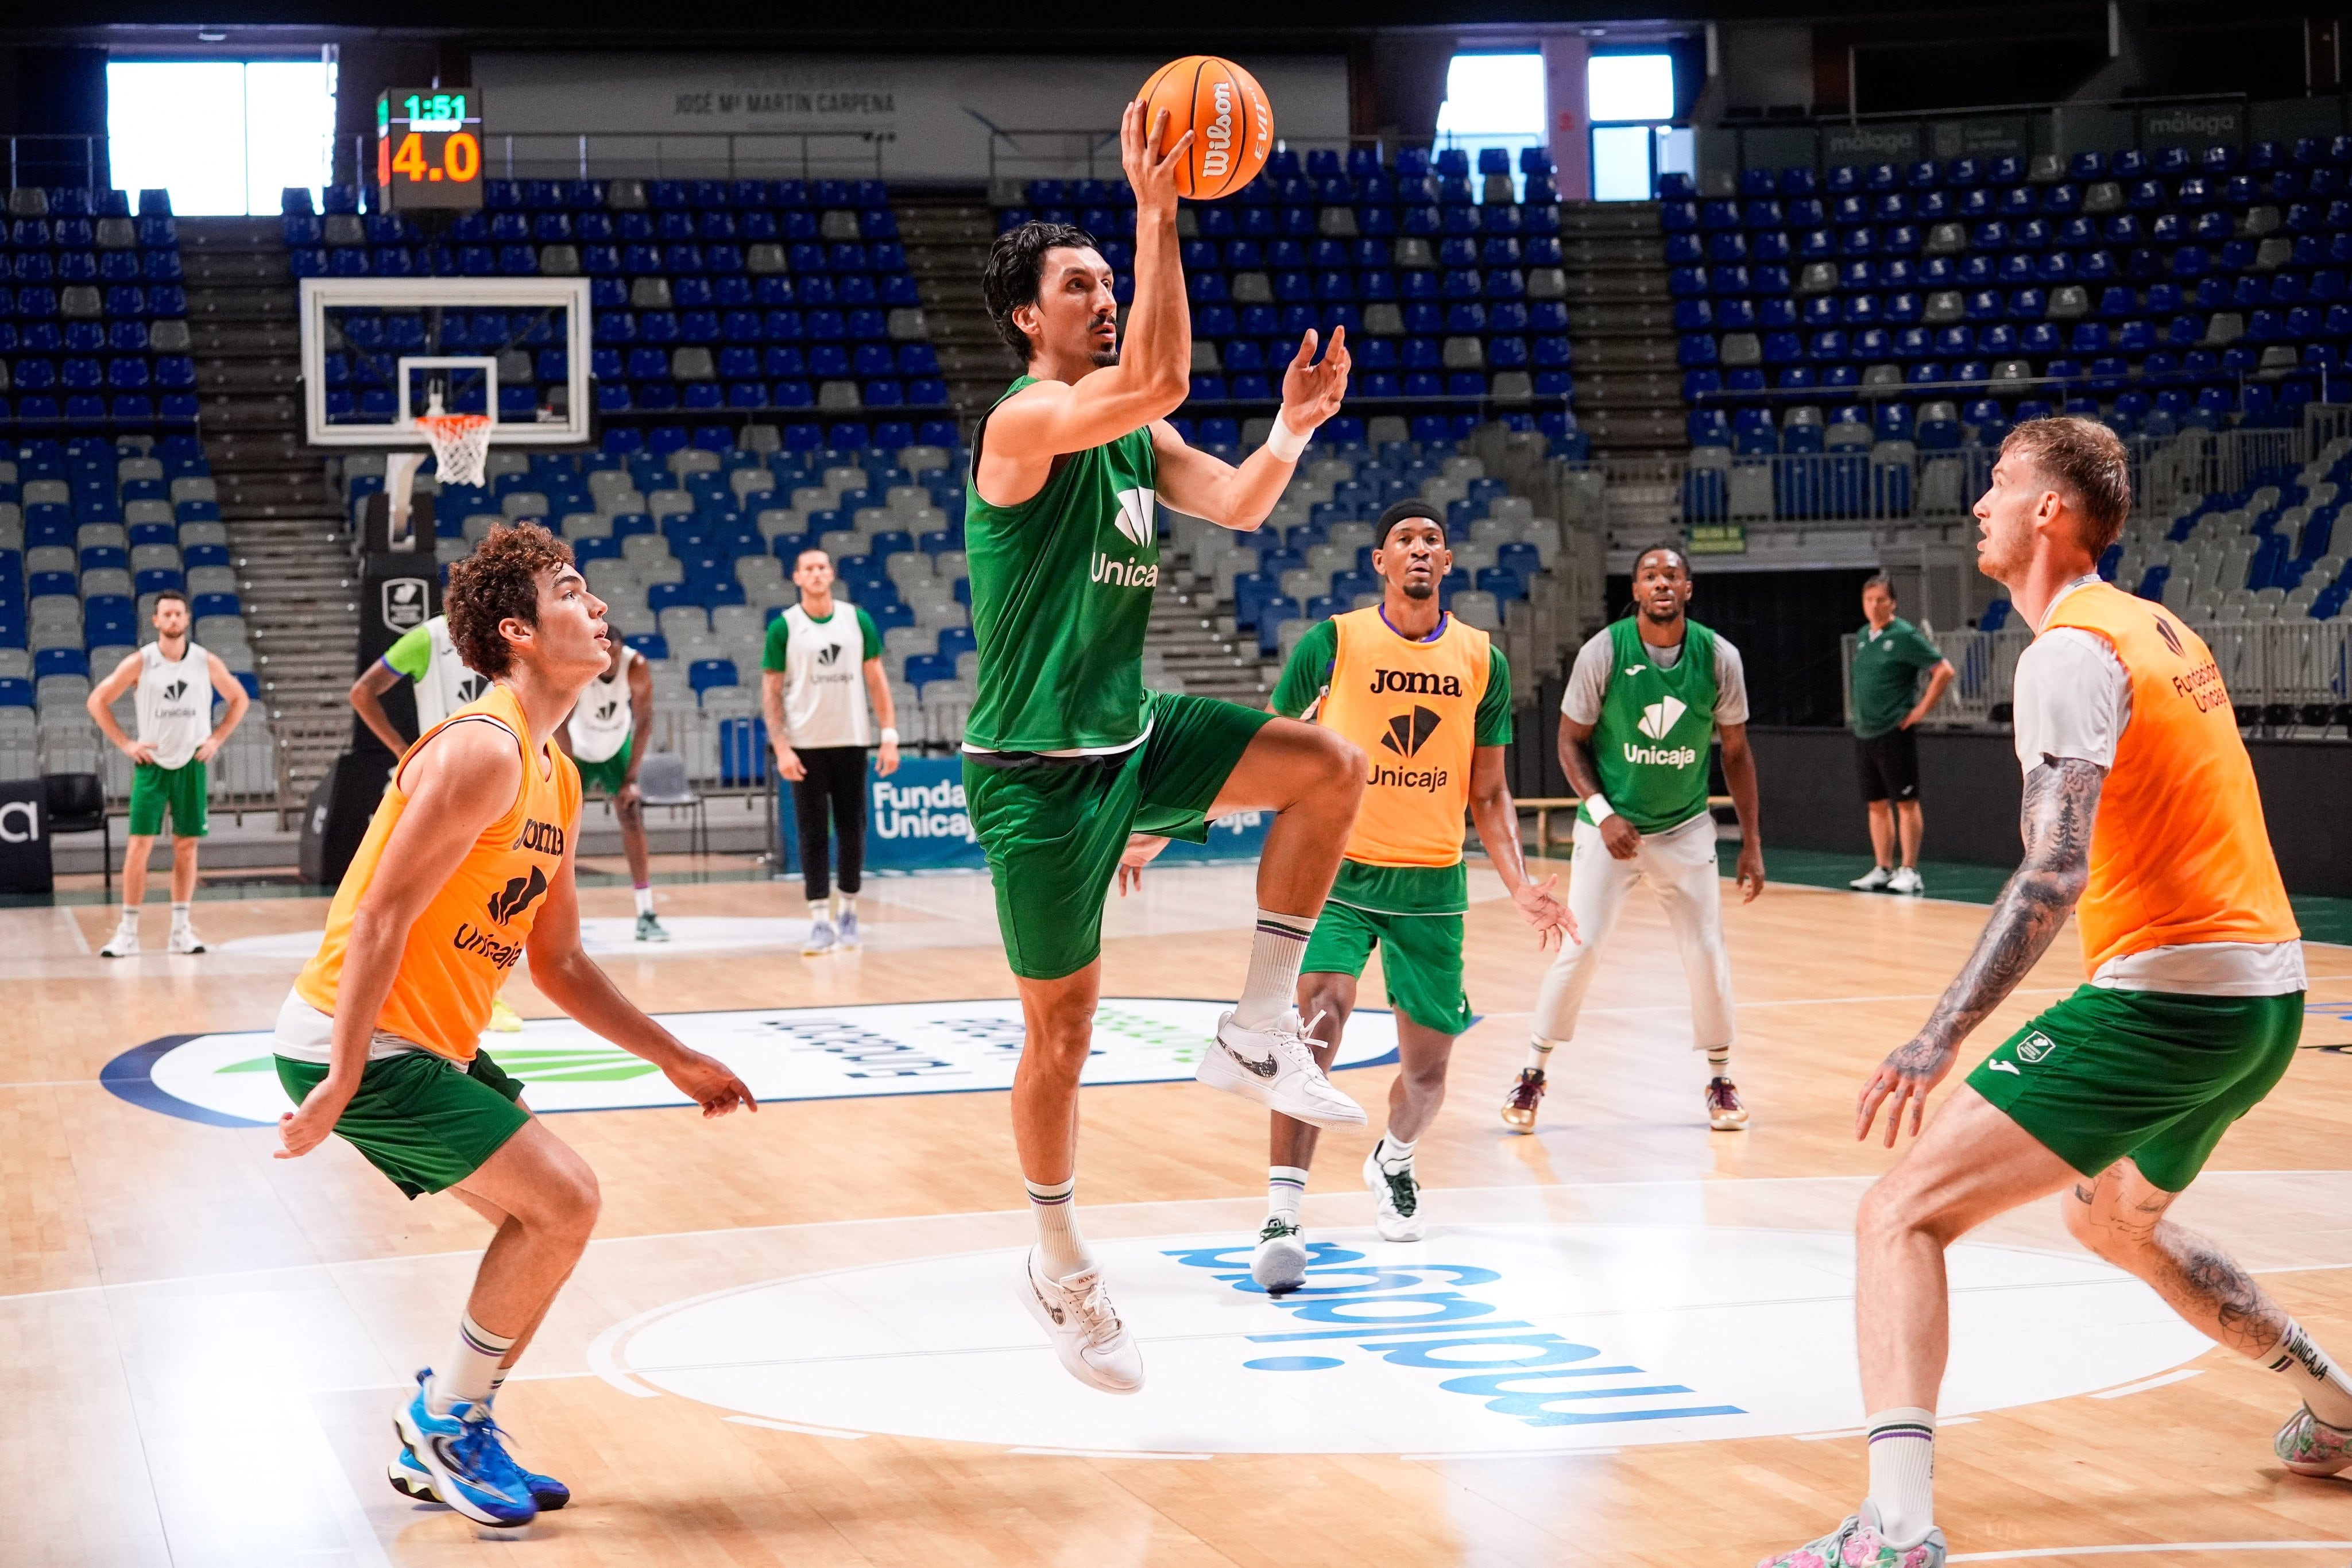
[273,524,753,1530]
[1763,418,2337,1568]
[1247,500,1570,1288]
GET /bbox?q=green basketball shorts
[1302,897,1472,1036]
[572,738,633,797]
[1965,984,2304,1192]
[127,759,207,837]
[963,691,1271,981]
[276,1047,531,1199]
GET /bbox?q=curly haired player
[272,523,755,1530]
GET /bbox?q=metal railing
[1572,406,2352,540]
[1846,618,2352,733]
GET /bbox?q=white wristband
[879,727,899,745]
[1263,411,1312,463]
[1584,794,1616,823]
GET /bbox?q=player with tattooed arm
[1761,418,2330,1568]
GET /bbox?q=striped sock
[2266,1320,2352,1428]
[1525,1036,1557,1074]
[1865,1406,1936,1545]
[1026,1175,1093,1279]
[1267,1166,1309,1226]
[1235,909,1317,1029]
[428,1312,517,1416]
[1705,1044,1731,1076]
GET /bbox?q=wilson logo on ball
[1139,56,1273,202]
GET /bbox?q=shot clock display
[377,88,485,211]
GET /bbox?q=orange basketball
[1138,56,1274,201]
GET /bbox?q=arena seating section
[1672,142,2352,623]
[285,177,948,421]
[996,144,1590,443]
[0,187,196,429]
[0,427,273,791]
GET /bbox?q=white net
[419,412,493,489]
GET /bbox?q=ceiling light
[198,29,227,41]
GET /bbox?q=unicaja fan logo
[1635,695,1686,740]
[1112,487,1156,549]
[456,673,489,704]
[163,679,188,702]
[486,865,549,925]
[817,644,843,667]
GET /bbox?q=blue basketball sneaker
[393,1369,537,1528]
[391,1441,571,1511]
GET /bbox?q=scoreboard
[377,89,485,211]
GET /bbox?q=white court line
[726,1415,867,1439]
[1949,1545,2352,1562]
[1006,1447,1210,1461]
[2090,1368,2203,1399]
[11,1170,2352,1307]
[1402,1447,1619,1461]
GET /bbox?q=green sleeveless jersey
[962,376,1160,753]
[1581,617,1719,835]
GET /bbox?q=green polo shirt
[1850,615,1946,739]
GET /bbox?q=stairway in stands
[1560,202,1683,458]
[895,191,1277,699]
[176,217,355,802]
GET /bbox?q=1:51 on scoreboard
[377,88,486,211]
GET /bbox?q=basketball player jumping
[277,524,754,1529]
[1763,419,2336,1568]
[1249,499,1573,1289]
[968,100,1359,1393]
[1502,543,1763,1136]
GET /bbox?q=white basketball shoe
[99,912,140,958]
[1252,1217,1309,1294]
[1021,1250,1144,1394]
[1363,1148,1425,1242]
[1196,1009,1366,1129]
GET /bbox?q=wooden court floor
[5,849,2352,1567]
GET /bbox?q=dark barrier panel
[1747,726,2351,896]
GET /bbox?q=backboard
[298,277,594,448]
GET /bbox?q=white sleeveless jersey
[568,646,635,763]
[776,601,872,748]
[415,615,490,730]
[134,640,212,770]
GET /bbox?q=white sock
[1705,1044,1731,1077]
[808,899,830,924]
[171,901,191,923]
[1525,1036,1557,1074]
[427,1312,517,1417]
[117,904,138,925]
[1865,1407,1936,1544]
[1235,909,1316,1029]
[1026,1175,1094,1279]
[633,884,653,916]
[839,895,857,920]
[1268,1165,1308,1225]
[2268,1320,2352,1428]
[1374,1134,1416,1173]
[488,1371,508,1405]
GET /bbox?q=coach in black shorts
[1848,573,1953,896]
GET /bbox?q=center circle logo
[604,1222,2210,1454]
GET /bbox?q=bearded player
[1502,543,1765,1136]
[275,524,753,1529]
[968,99,1360,1394]
[1763,419,2335,1568]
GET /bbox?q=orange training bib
[2040,582,2297,974]
[1312,606,1492,868]
[296,683,582,1062]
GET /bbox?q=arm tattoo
[1907,756,2103,1058]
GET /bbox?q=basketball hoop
[417,394,493,489]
